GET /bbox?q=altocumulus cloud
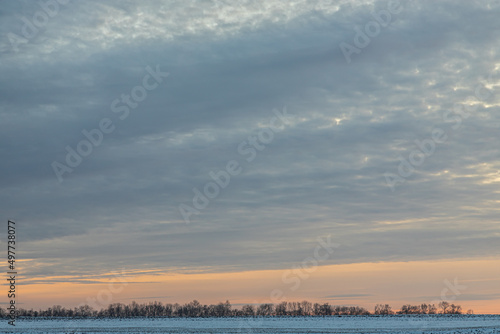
[0,0,500,280]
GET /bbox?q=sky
[0,0,499,313]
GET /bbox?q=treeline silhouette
[2,300,470,318]
[374,302,469,315]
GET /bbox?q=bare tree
[241,304,255,317]
[448,304,462,315]
[428,304,437,314]
[300,301,312,316]
[374,304,393,315]
[256,303,274,316]
[275,302,288,316]
[439,301,450,314]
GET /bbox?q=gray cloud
[1,0,500,280]
[324,294,373,299]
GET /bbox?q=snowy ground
[0,315,499,333]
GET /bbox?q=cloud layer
[1,0,500,281]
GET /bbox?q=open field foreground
[1,315,499,334]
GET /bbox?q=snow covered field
[1,315,499,333]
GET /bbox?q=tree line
[1,300,471,318]
[374,302,470,315]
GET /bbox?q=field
[0,315,499,333]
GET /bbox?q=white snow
[0,315,499,333]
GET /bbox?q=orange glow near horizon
[15,258,500,314]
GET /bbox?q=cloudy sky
[1,0,499,312]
